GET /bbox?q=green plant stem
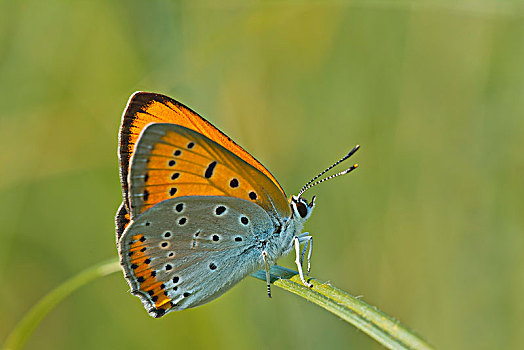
[3,259,121,350]
[251,266,433,350]
[4,259,433,350]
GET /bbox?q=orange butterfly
[116,92,359,317]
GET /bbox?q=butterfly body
[116,92,357,317]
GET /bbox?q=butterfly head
[290,195,316,222]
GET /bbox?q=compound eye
[296,201,308,218]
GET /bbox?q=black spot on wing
[204,161,217,178]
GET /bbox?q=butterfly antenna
[298,145,360,197]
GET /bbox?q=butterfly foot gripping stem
[293,236,313,288]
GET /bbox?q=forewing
[118,196,275,317]
[118,92,285,208]
[126,123,291,223]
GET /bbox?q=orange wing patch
[125,234,172,318]
[127,124,291,220]
[118,92,285,212]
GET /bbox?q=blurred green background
[1,1,523,349]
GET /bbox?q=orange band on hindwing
[126,234,171,312]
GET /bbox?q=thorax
[264,216,303,261]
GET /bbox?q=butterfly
[116,92,359,317]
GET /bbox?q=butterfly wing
[125,123,291,227]
[118,92,285,212]
[115,202,130,242]
[118,196,275,317]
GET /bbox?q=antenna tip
[353,163,359,168]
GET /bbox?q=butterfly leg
[262,251,272,298]
[298,232,309,265]
[293,236,313,288]
[298,234,313,275]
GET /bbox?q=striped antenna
[297,145,360,197]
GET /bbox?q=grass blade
[251,266,433,350]
[3,259,121,350]
[4,260,433,350]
